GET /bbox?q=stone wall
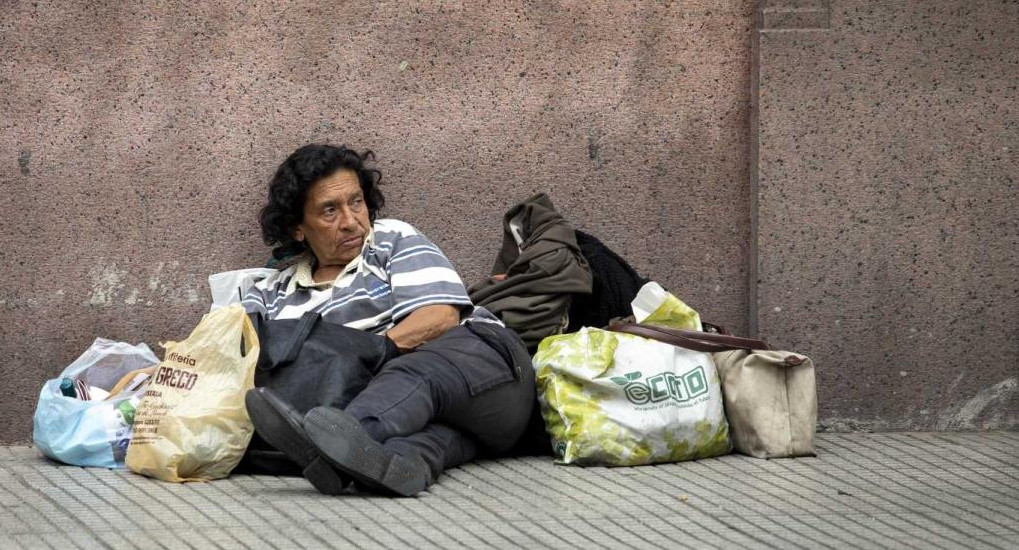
[0,1,754,443]
[754,0,1018,430]
[2,0,1015,445]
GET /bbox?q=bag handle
[240,308,260,359]
[256,311,321,371]
[607,323,770,353]
[279,312,320,365]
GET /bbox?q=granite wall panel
[755,0,1018,430]
[6,0,1009,445]
[0,1,754,443]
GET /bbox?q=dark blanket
[566,230,650,332]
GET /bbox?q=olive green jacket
[468,193,593,351]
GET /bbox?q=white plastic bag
[208,268,277,311]
[33,339,160,468]
[533,282,729,466]
[534,327,730,465]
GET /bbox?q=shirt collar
[285,227,376,294]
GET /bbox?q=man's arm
[384,304,461,352]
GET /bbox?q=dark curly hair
[259,144,385,259]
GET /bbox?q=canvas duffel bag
[609,323,816,458]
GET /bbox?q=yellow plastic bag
[534,328,730,466]
[126,305,258,482]
[533,283,729,465]
[631,281,701,330]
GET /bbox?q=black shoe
[244,388,349,495]
[304,406,431,497]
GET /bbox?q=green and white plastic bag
[533,283,731,465]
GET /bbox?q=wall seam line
[748,0,762,339]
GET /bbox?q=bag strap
[256,311,321,371]
[279,312,321,365]
[607,323,770,353]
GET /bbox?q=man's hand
[384,304,460,353]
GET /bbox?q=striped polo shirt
[242,218,500,332]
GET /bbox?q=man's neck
[312,265,343,284]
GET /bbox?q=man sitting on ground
[242,144,533,496]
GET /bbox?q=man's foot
[304,407,431,497]
[244,388,350,495]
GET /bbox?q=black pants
[343,321,535,480]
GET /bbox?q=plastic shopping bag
[630,281,702,330]
[532,283,729,466]
[126,304,258,482]
[33,339,160,468]
[534,327,731,465]
[207,268,277,311]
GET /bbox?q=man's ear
[293,226,305,242]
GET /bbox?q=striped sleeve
[240,269,292,317]
[381,221,473,322]
[241,286,268,316]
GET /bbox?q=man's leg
[345,324,533,452]
[381,423,478,482]
[305,407,462,496]
[423,322,535,454]
[305,325,532,495]
[343,342,471,443]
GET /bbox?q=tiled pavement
[0,432,1016,549]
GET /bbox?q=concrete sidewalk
[0,432,1016,549]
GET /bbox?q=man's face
[295,169,372,267]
